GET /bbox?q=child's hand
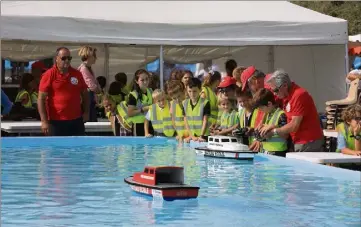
[184,137,192,143]
[145,134,153,138]
[259,124,275,137]
[249,141,261,152]
[353,151,361,156]
[198,137,206,142]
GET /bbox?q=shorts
[49,117,85,136]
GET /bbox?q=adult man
[260,69,324,152]
[38,47,89,136]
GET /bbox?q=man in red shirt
[259,69,324,152]
[38,47,89,136]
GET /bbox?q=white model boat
[195,136,256,160]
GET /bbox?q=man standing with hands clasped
[38,47,89,136]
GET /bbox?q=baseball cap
[218,76,236,88]
[31,61,48,72]
[240,66,256,91]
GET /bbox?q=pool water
[1,137,360,227]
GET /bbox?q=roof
[1,1,347,45]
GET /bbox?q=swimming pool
[1,137,360,227]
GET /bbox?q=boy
[145,89,175,137]
[166,80,189,142]
[253,88,289,157]
[183,78,210,143]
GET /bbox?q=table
[286,152,361,165]
[1,120,112,134]
[323,129,338,138]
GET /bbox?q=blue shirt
[336,133,347,151]
[1,89,13,115]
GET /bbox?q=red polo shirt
[39,65,87,120]
[282,83,323,144]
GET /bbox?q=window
[144,168,149,173]
[150,169,154,174]
[221,138,230,142]
[231,138,238,143]
[215,139,219,142]
[209,137,213,142]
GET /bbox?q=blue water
[1,137,361,227]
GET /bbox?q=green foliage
[293,1,361,35]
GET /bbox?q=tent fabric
[1,1,347,46]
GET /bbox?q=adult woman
[78,46,101,122]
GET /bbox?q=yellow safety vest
[106,101,133,129]
[220,110,239,129]
[127,88,153,124]
[31,92,38,105]
[262,108,287,152]
[249,108,266,144]
[171,100,187,137]
[239,108,246,128]
[202,86,218,125]
[337,123,356,151]
[183,98,210,137]
[149,101,175,137]
[15,90,34,108]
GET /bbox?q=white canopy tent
[1,1,348,111]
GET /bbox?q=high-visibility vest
[337,123,356,151]
[110,94,123,105]
[149,101,175,137]
[106,101,133,129]
[249,108,266,144]
[15,90,33,108]
[183,98,210,137]
[220,110,239,129]
[239,108,246,128]
[31,92,38,105]
[202,86,218,125]
[127,88,153,124]
[171,100,187,137]
[262,108,287,152]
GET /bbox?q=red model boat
[124,166,199,201]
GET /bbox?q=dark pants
[294,139,324,152]
[49,117,85,136]
[88,91,98,122]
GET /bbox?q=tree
[293,1,361,35]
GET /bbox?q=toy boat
[195,136,256,160]
[124,166,199,201]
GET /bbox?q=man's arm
[37,91,48,122]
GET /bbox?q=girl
[235,87,255,146]
[108,81,126,105]
[15,73,37,109]
[336,104,361,156]
[200,70,221,125]
[181,70,194,89]
[127,69,154,136]
[167,80,188,141]
[103,94,132,136]
[211,95,239,136]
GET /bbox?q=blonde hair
[232,66,246,82]
[102,93,115,105]
[152,89,165,101]
[78,46,97,61]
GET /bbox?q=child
[103,94,132,136]
[336,104,361,156]
[145,89,175,137]
[15,73,37,108]
[127,69,154,136]
[212,95,239,136]
[108,81,126,104]
[167,80,189,142]
[231,88,254,145]
[253,88,289,157]
[114,72,130,95]
[200,70,221,126]
[183,77,210,143]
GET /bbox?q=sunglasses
[60,56,72,61]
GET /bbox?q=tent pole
[268,45,275,73]
[345,43,349,94]
[159,45,164,89]
[104,44,110,89]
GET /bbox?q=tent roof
[1,1,347,46]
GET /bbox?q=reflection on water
[1,139,360,227]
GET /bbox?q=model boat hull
[195,147,256,160]
[124,177,199,201]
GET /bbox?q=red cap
[241,66,256,91]
[264,73,272,90]
[31,61,48,72]
[218,76,236,88]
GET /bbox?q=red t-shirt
[39,65,87,120]
[282,83,323,144]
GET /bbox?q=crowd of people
[1,46,361,157]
